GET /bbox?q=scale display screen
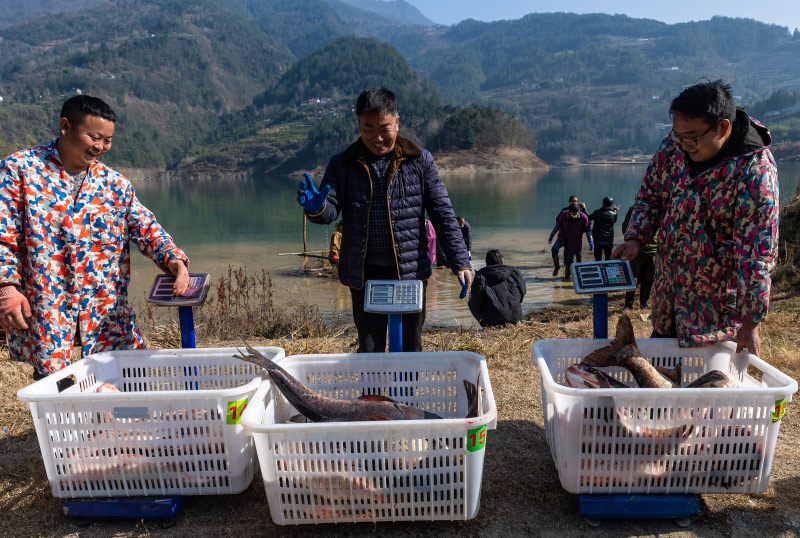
[363,280,424,313]
[146,272,211,306]
[571,261,636,294]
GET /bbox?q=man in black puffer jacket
[297,88,471,352]
[468,250,526,327]
[588,196,620,261]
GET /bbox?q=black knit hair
[60,95,117,126]
[485,249,504,266]
[568,195,579,203]
[669,79,735,126]
[356,87,398,117]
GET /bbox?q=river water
[128,163,800,327]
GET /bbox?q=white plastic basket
[533,338,797,495]
[17,346,284,498]
[241,351,496,525]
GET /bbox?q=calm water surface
[129,163,800,327]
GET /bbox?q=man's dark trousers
[350,265,427,352]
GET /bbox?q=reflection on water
[128,162,800,327]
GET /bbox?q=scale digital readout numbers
[364,280,424,314]
[571,260,636,294]
[147,272,211,306]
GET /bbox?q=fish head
[691,370,736,388]
[565,364,611,388]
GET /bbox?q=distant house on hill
[98,72,116,80]
[300,97,331,107]
[765,103,800,118]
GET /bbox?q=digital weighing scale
[363,280,424,352]
[62,272,211,524]
[570,260,698,527]
[570,260,635,338]
[146,272,211,348]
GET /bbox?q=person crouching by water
[612,80,778,356]
[0,95,190,379]
[468,249,526,327]
[297,87,471,352]
[552,203,593,280]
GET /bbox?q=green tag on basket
[466,425,487,452]
[226,398,248,425]
[772,398,786,423]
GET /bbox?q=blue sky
[404,1,800,32]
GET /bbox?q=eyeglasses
[670,123,716,148]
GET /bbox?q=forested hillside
[0,0,103,29]
[0,0,296,167]
[385,14,800,161]
[183,37,531,173]
[0,1,798,170]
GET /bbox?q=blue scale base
[62,497,185,521]
[576,494,700,520]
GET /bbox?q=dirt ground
[1,299,799,538]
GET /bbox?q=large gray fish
[687,369,737,388]
[565,364,630,389]
[581,315,679,388]
[234,340,443,422]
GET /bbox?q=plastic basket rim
[532,338,798,399]
[242,351,497,433]
[16,346,284,402]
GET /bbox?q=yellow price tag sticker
[227,398,248,425]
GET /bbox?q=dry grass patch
[0,292,798,537]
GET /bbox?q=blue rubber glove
[457,269,472,299]
[588,239,594,251]
[297,173,331,214]
[548,233,554,245]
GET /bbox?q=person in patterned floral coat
[0,95,190,378]
[613,80,778,356]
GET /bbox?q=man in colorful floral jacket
[613,80,778,356]
[0,95,190,378]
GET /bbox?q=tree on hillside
[430,105,533,152]
[253,36,420,108]
[297,116,358,166]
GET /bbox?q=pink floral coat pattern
[0,140,188,375]
[624,133,779,347]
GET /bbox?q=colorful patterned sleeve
[734,152,779,323]
[125,183,189,272]
[0,159,23,286]
[624,138,670,244]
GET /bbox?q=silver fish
[565,364,630,389]
[234,339,442,422]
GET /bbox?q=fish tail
[581,344,618,367]
[234,338,325,422]
[582,314,638,367]
[463,378,479,419]
[615,314,636,348]
[654,361,682,386]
